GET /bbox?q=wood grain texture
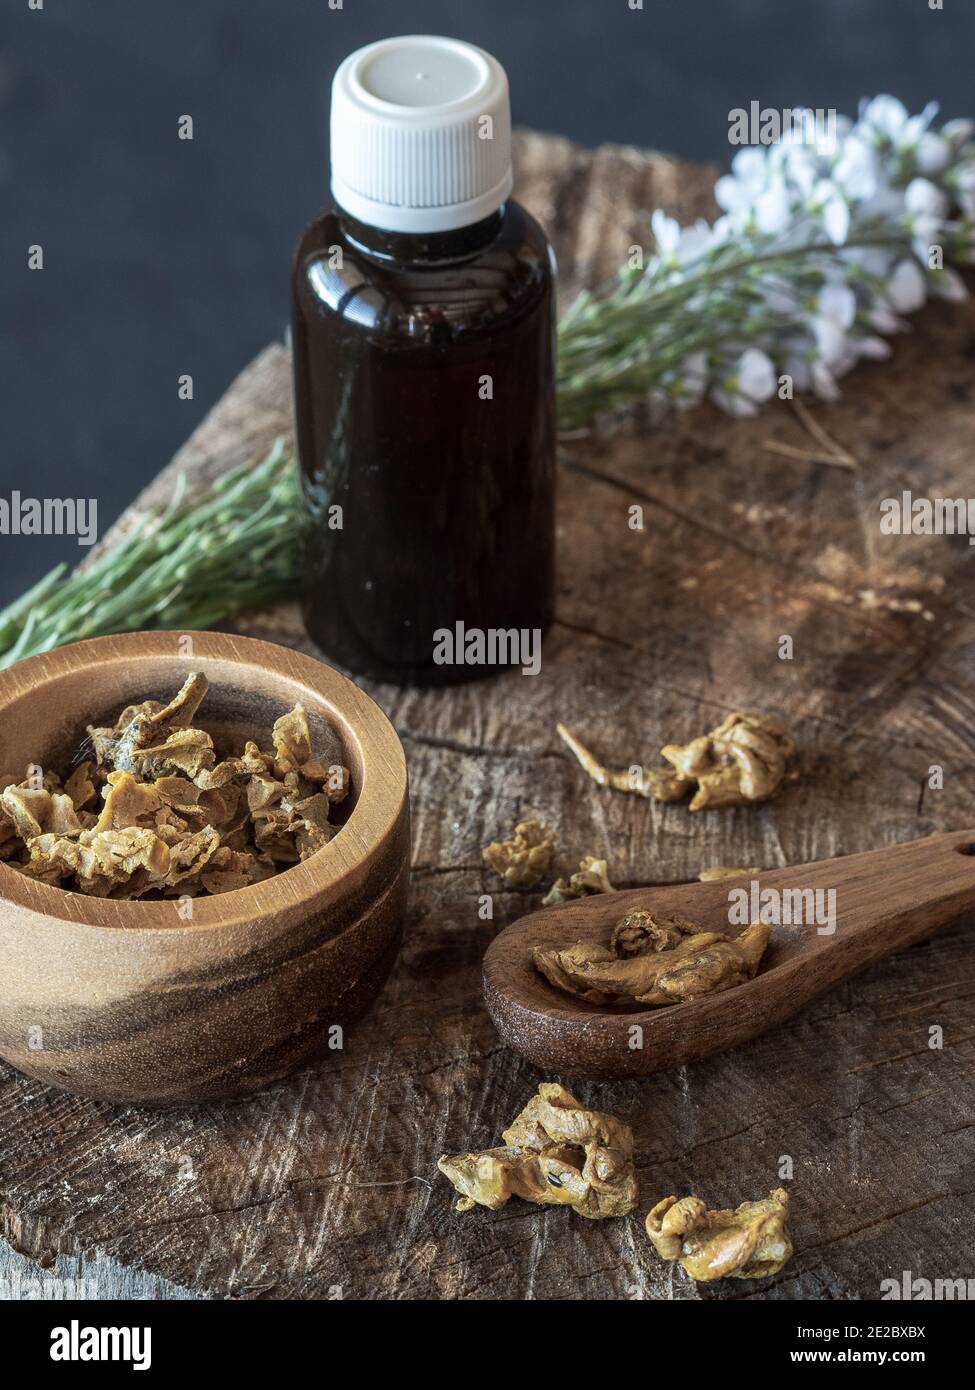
[0,632,410,1104]
[1,131,973,1300]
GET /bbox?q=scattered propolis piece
[663,711,796,810]
[437,1082,638,1220]
[610,909,700,956]
[646,1187,793,1280]
[699,865,764,881]
[482,819,555,888]
[542,854,614,906]
[557,710,797,812]
[556,722,688,801]
[533,914,769,1007]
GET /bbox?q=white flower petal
[813,316,848,365]
[902,102,939,145]
[905,177,948,218]
[861,95,909,139]
[831,134,878,199]
[712,387,758,418]
[943,118,975,151]
[810,360,841,400]
[817,283,857,328]
[714,174,745,212]
[784,355,812,392]
[915,132,951,175]
[886,259,927,312]
[849,336,892,360]
[782,145,819,198]
[730,147,769,183]
[868,304,909,335]
[822,195,851,246]
[928,266,968,303]
[755,181,791,234]
[676,224,715,264]
[651,209,681,256]
[736,348,777,402]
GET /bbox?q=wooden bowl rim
[0,630,408,931]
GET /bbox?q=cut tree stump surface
[1,131,973,1301]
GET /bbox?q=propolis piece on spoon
[482,830,975,1079]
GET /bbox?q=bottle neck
[337,207,505,265]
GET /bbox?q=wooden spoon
[483,830,975,1079]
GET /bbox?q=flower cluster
[557,96,975,425]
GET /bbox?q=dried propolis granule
[0,673,350,898]
[646,1187,793,1280]
[438,1082,638,1220]
[482,819,555,888]
[557,710,797,811]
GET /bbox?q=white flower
[650,209,682,260]
[858,95,910,141]
[772,140,819,198]
[784,353,812,393]
[817,282,857,326]
[811,283,857,366]
[755,178,791,234]
[905,177,949,219]
[831,134,878,199]
[738,348,777,399]
[858,96,938,150]
[714,147,771,214]
[943,118,975,151]
[900,102,941,148]
[674,220,714,266]
[886,259,928,312]
[948,158,975,216]
[915,132,952,175]
[812,179,850,245]
[650,209,714,269]
[868,303,909,335]
[713,348,778,414]
[627,94,975,419]
[904,177,951,258]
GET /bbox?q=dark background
[2,0,973,604]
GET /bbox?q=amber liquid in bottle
[291,203,556,685]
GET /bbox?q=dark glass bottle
[291,201,556,685]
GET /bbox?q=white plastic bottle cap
[329,35,513,234]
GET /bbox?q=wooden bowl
[0,631,410,1105]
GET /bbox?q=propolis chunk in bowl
[0,631,410,1104]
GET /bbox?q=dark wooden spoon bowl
[483,831,975,1079]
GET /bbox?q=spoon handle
[784,828,975,965]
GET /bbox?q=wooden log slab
[1,130,973,1300]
